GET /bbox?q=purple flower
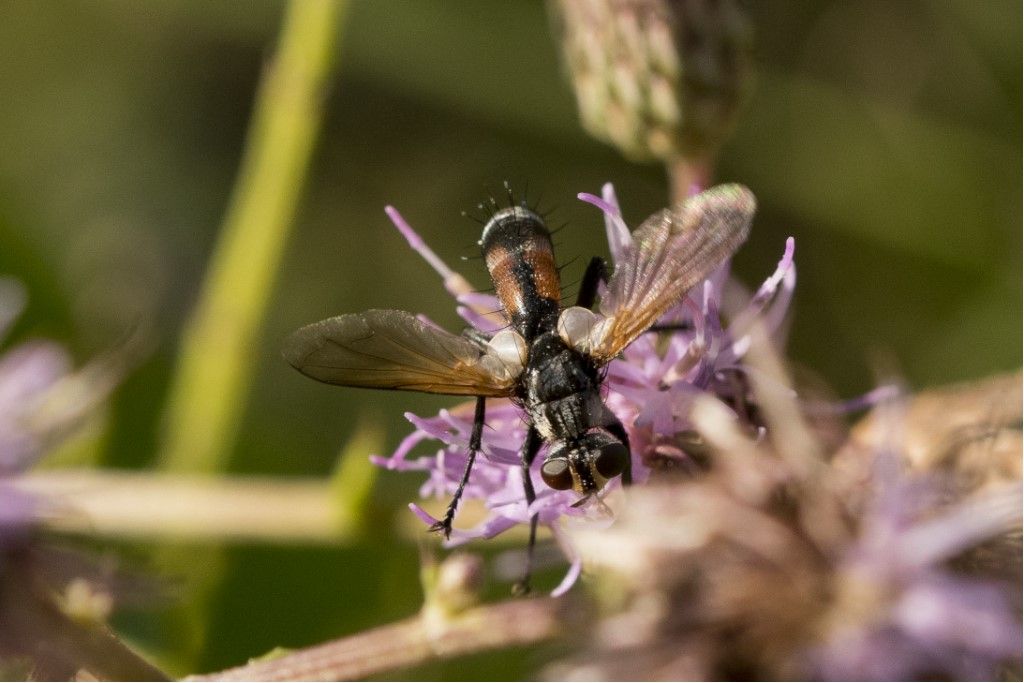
[545,383,1021,680]
[0,278,119,547]
[805,416,1023,680]
[0,280,71,474]
[0,279,68,544]
[0,279,160,680]
[371,185,794,592]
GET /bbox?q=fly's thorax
[480,207,560,339]
[528,390,607,443]
[523,333,600,402]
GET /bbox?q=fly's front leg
[576,256,607,310]
[605,419,632,486]
[513,426,542,596]
[430,395,486,538]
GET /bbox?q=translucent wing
[591,184,756,362]
[283,309,516,396]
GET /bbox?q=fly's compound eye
[593,441,629,479]
[541,458,574,490]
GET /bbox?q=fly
[284,184,756,592]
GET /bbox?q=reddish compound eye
[594,442,629,479]
[541,458,573,490]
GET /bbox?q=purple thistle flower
[0,279,162,680]
[371,185,795,592]
[0,278,121,547]
[0,279,70,545]
[545,378,1021,681]
[804,398,1023,681]
[807,466,1022,680]
[0,280,72,474]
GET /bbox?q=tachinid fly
[284,184,756,592]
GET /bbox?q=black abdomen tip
[480,207,550,254]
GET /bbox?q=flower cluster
[547,377,1021,681]
[371,184,794,592]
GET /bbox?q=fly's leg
[606,419,632,486]
[576,257,607,310]
[512,426,543,596]
[647,321,695,333]
[430,396,486,538]
[578,258,694,334]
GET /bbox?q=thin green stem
[159,0,346,474]
[148,2,346,671]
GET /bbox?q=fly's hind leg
[577,257,694,335]
[576,257,607,310]
[512,426,543,596]
[430,396,486,538]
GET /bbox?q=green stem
[147,2,346,671]
[159,0,346,474]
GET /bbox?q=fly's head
[541,429,630,496]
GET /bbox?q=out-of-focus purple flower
[371,185,794,591]
[0,279,167,681]
[0,279,69,545]
[547,378,1021,681]
[0,278,120,547]
[0,279,72,474]
[805,407,1023,681]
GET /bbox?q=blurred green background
[0,0,1019,678]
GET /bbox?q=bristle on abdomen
[481,207,561,340]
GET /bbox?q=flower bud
[553,0,753,162]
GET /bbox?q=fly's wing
[590,184,756,363]
[283,309,515,396]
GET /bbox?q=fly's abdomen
[480,207,560,339]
